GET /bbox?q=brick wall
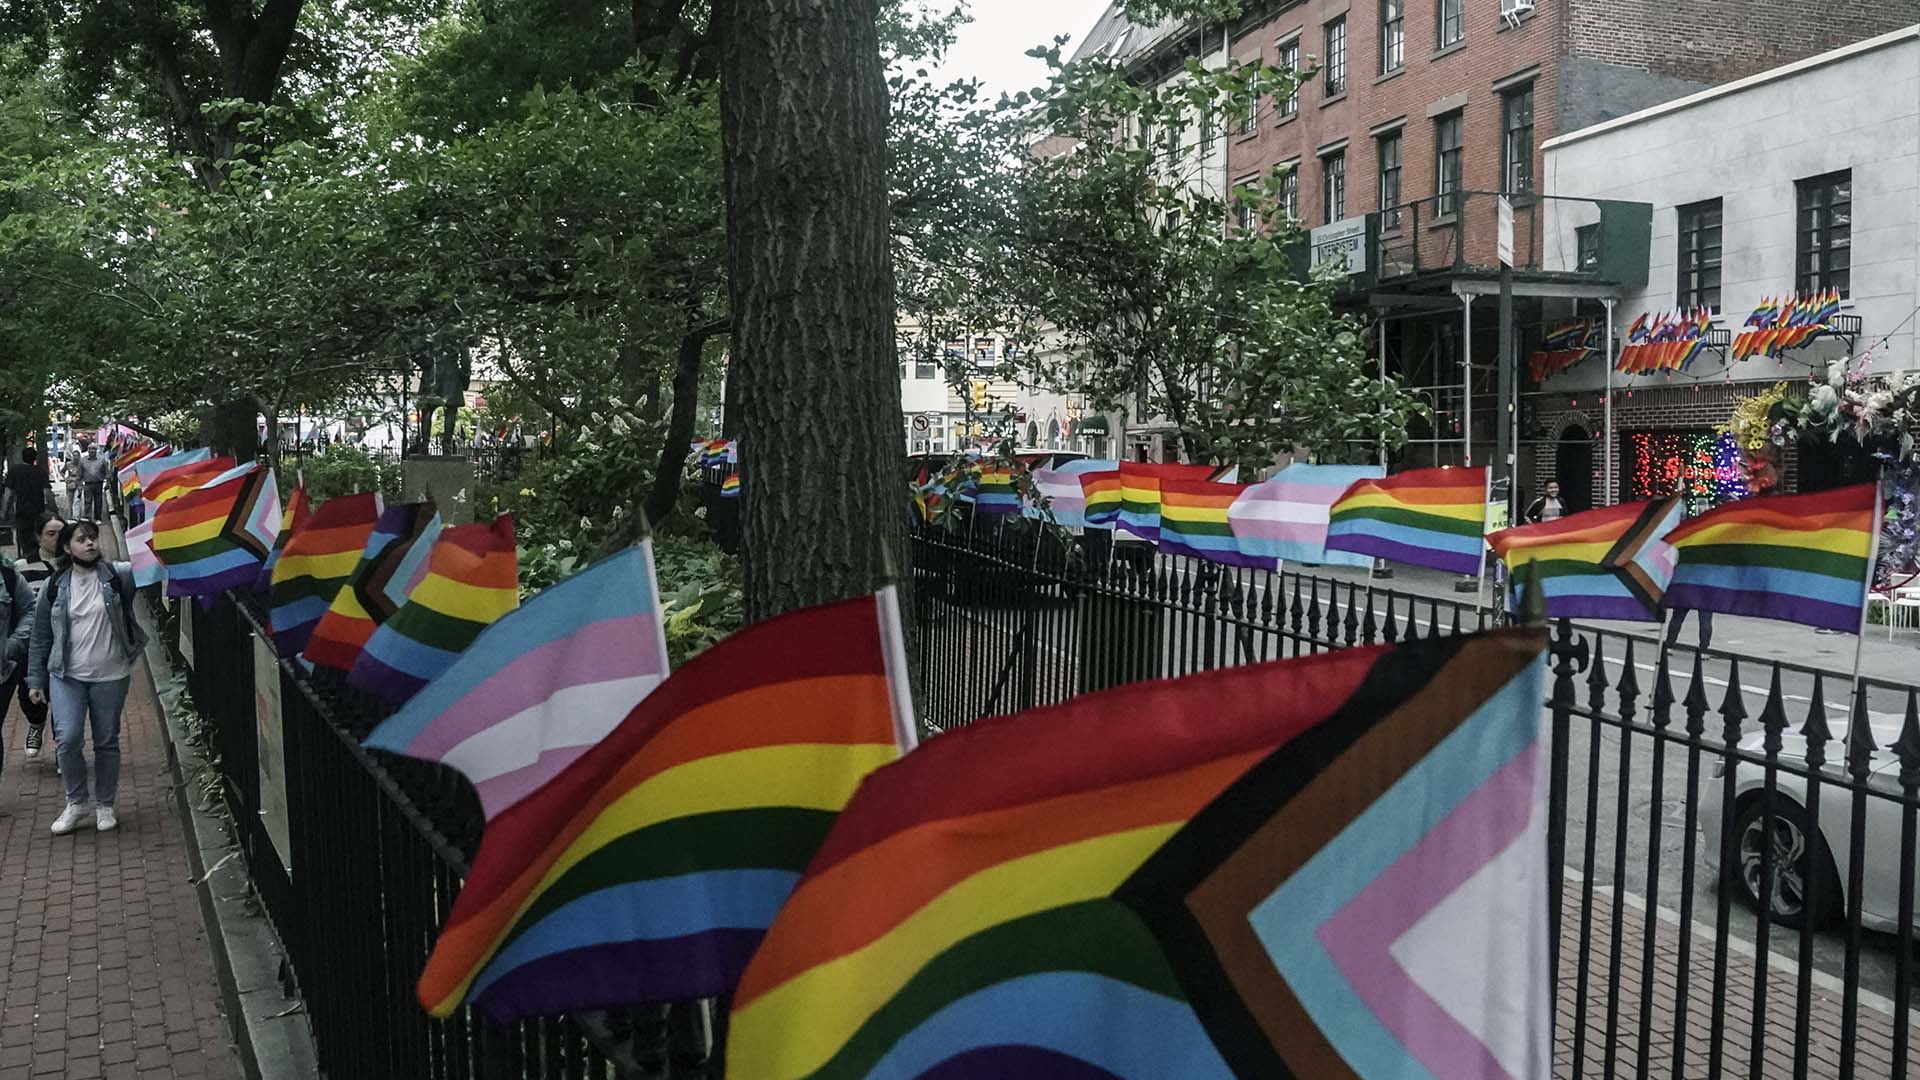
[1528,380,1810,505]
[1565,0,1920,84]
[1227,0,1562,234]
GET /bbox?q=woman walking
[3,512,61,761]
[26,520,146,834]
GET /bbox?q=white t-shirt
[65,570,132,683]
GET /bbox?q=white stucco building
[1534,25,1919,501]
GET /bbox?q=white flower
[694,506,708,520]
[1827,360,1847,389]
[1809,384,1839,414]
[611,504,626,519]
[557,539,573,551]
[609,414,631,437]
[1868,390,1894,414]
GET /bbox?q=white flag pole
[876,583,920,755]
[1850,469,1887,688]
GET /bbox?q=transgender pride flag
[1025,459,1118,530]
[364,542,672,820]
[1228,464,1384,569]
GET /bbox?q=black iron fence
[179,595,712,1079]
[912,528,1920,1079]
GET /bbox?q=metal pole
[1497,266,1516,525]
[1603,298,1616,505]
[1462,293,1474,467]
[1377,318,1390,469]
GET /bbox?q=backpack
[48,562,138,630]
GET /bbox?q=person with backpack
[0,549,36,786]
[26,519,147,834]
[4,447,51,557]
[6,513,61,760]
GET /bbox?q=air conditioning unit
[1501,0,1535,27]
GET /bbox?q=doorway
[1555,424,1595,512]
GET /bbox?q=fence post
[1545,617,1586,1036]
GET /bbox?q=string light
[1626,431,1750,507]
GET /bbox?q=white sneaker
[51,803,92,835]
[94,806,118,832]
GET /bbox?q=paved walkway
[0,660,241,1078]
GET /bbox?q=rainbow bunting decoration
[1226,464,1384,569]
[1664,484,1877,633]
[1158,478,1276,569]
[720,473,742,499]
[1732,289,1843,361]
[728,629,1551,1079]
[1117,462,1220,542]
[349,516,521,704]
[365,543,671,819]
[1326,466,1489,575]
[1487,499,1684,622]
[149,462,283,598]
[1616,310,1712,373]
[1528,320,1598,382]
[303,502,442,672]
[691,438,736,469]
[270,492,384,659]
[142,454,232,509]
[411,590,916,1022]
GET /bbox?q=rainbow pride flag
[1488,499,1684,622]
[1227,464,1384,569]
[142,454,234,509]
[256,484,312,592]
[720,473,741,499]
[1079,466,1123,527]
[131,447,211,494]
[729,629,1551,1079]
[303,502,442,672]
[1664,484,1877,633]
[269,492,383,658]
[1026,459,1118,531]
[114,441,157,473]
[1158,478,1276,569]
[411,591,916,1022]
[149,462,283,598]
[124,519,163,589]
[365,543,671,819]
[1117,462,1219,541]
[349,516,521,704]
[1326,466,1488,575]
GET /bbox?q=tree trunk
[716,0,902,620]
[644,324,717,526]
[202,397,261,461]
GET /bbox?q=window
[1276,38,1301,118]
[1502,85,1535,195]
[1239,86,1259,134]
[1377,132,1403,231]
[1164,208,1182,235]
[1138,116,1153,150]
[1576,224,1600,271]
[914,346,936,380]
[1234,174,1261,233]
[1322,151,1346,223]
[1324,19,1347,96]
[1381,0,1405,73]
[1438,0,1464,48]
[1796,170,1852,297]
[1676,198,1723,310]
[1434,111,1463,218]
[1279,168,1300,220]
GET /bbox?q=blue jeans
[1665,608,1714,651]
[50,675,130,807]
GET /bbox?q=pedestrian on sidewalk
[4,447,51,558]
[1663,476,1713,651]
[1524,480,1566,524]
[26,520,146,835]
[3,513,60,762]
[0,550,36,787]
[75,443,111,523]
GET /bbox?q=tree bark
[202,396,261,462]
[716,0,902,620]
[645,318,728,526]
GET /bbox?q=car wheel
[1729,796,1841,930]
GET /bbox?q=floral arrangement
[1721,359,1920,585]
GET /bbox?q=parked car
[1700,713,1912,930]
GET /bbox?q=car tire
[1727,795,1842,930]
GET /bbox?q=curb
[137,598,321,1080]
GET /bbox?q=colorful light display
[1624,430,1750,513]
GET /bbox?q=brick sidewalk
[1556,885,1917,1078]
[0,666,241,1080]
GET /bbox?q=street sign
[910,414,930,433]
[1497,196,1514,267]
[1309,216,1369,276]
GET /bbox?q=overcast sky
[928,0,1113,100]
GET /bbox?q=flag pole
[1849,468,1887,688]
[875,538,921,755]
[1476,467,1492,616]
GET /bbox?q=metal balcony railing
[1370,190,1651,288]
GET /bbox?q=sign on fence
[253,631,292,877]
[178,600,194,670]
